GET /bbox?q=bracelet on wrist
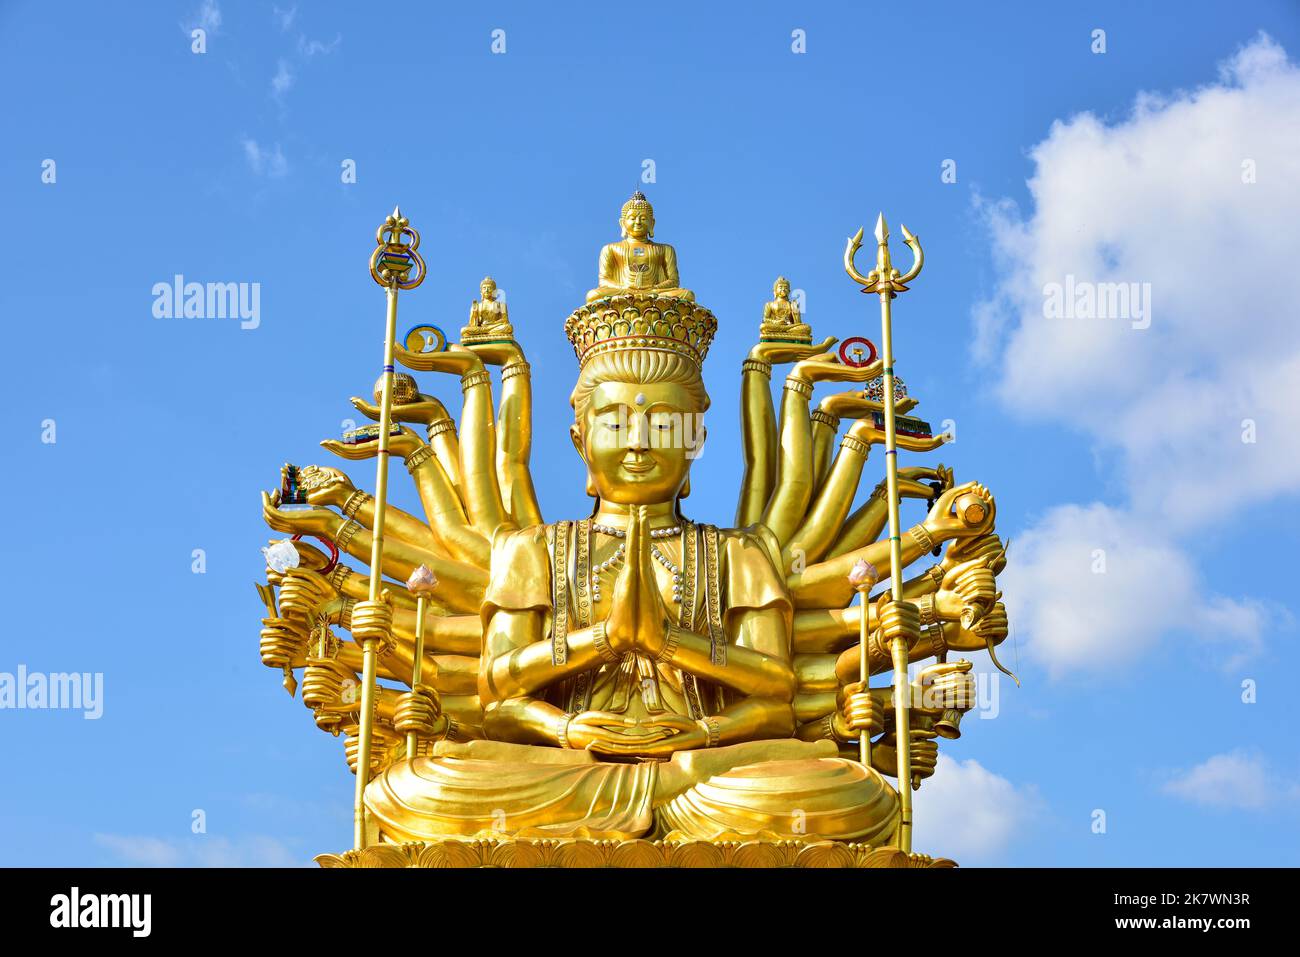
[555,712,574,749]
[591,622,620,662]
[908,523,935,553]
[656,624,680,663]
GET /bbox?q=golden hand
[948,601,1009,650]
[923,482,996,542]
[320,425,424,461]
[871,472,946,503]
[277,567,338,622]
[261,490,336,539]
[584,714,706,757]
[913,660,975,714]
[939,555,1000,629]
[942,530,1007,571]
[791,351,883,385]
[908,727,939,782]
[395,342,484,376]
[604,507,669,658]
[749,336,838,366]
[906,464,954,493]
[876,727,939,783]
[564,711,674,750]
[835,679,884,740]
[297,465,356,509]
[349,392,450,427]
[464,340,523,367]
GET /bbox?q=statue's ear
[569,423,585,460]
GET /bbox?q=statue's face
[480,280,496,299]
[775,280,790,299]
[572,380,705,505]
[621,208,653,240]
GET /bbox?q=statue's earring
[586,470,597,498]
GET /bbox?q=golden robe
[365,522,899,845]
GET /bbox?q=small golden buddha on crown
[586,191,694,302]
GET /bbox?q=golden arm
[809,408,838,497]
[320,514,487,613]
[760,372,816,544]
[735,354,778,526]
[657,606,796,702]
[491,348,543,527]
[396,343,507,536]
[406,448,490,567]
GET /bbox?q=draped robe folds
[364,522,900,845]
[597,240,683,294]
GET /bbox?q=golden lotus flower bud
[847,559,879,588]
[406,564,439,596]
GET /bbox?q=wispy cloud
[272,4,297,33]
[298,34,342,57]
[1160,750,1300,810]
[270,58,295,102]
[94,833,306,867]
[182,0,222,35]
[241,138,288,178]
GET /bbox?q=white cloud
[94,833,304,867]
[271,58,295,101]
[298,34,342,58]
[1160,750,1298,810]
[241,138,288,178]
[911,755,1041,862]
[1002,503,1268,678]
[272,4,297,32]
[975,33,1300,676]
[183,0,221,35]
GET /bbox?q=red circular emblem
[838,336,878,367]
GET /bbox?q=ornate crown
[564,295,717,370]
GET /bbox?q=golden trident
[845,213,923,853]
[351,208,426,850]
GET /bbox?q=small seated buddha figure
[363,296,906,847]
[585,191,694,302]
[460,276,513,343]
[759,275,813,344]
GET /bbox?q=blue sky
[2,1,1298,866]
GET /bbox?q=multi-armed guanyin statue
[258,191,1012,867]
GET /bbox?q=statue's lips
[620,458,655,474]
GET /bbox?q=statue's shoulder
[491,522,550,551]
[483,524,552,617]
[710,523,791,619]
[716,523,783,569]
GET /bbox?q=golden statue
[586,190,694,302]
[258,199,1013,869]
[760,275,813,344]
[461,275,513,344]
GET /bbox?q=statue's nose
[627,412,649,451]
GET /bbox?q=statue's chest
[624,243,657,275]
[547,520,727,718]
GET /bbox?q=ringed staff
[844,214,923,853]
[351,208,426,849]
